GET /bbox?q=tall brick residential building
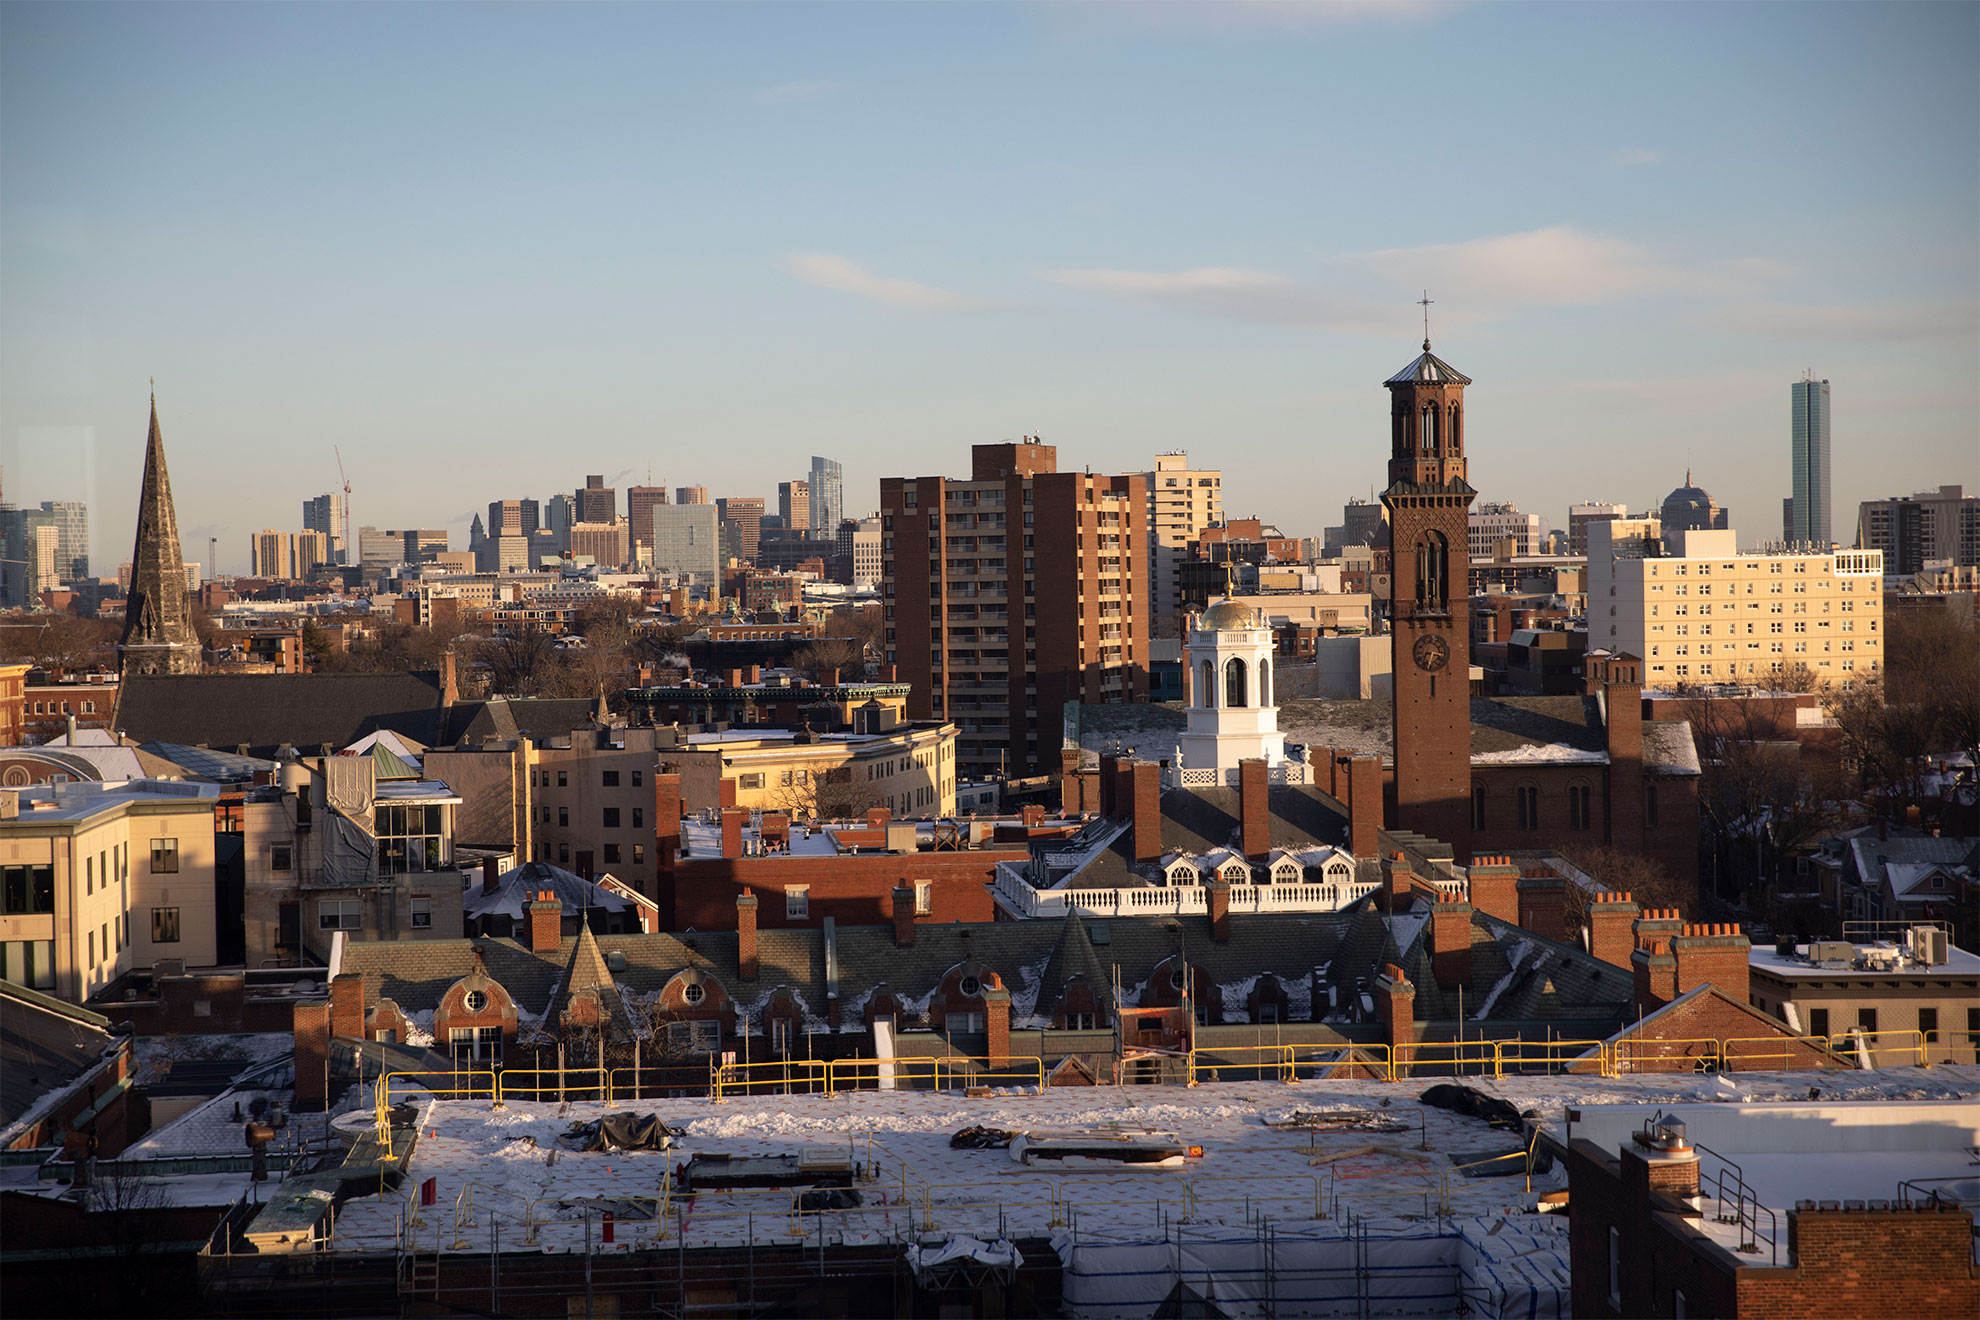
[881,441,1149,779]
[1382,340,1477,854]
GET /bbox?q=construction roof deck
[311,1065,1980,1260]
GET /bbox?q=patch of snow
[1471,941,1531,1019]
[1218,975,1261,1020]
[1470,745,1608,765]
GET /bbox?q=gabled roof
[0,981,115,1131]
[556,922,634,1039]
[1034,914,1112,1022]
[439,698,599,746]
[117,670,449,757]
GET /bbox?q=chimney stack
[1239,758,1270,859]
[1430,899,1473,989]
[1671,923,1750,1004]
[891,885,916,948]
[736,893,759,981]
[1206,878,1231,943]
[527,890,563,953]
[481,856,501,895]
[1516,869,1568,942]
[1376,963,1416,1076]
[1129,759,1164,862]
[1587,891,1640,969]
[1346,756,1382,859]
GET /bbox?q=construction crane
[334,446,352,566]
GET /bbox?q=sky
[3,0,1975,575]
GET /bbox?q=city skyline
[2,3,1975,571]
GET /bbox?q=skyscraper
[577,475,616,525]
[651,505,720,589]
[778,479,810,534]
[808,456,843,535]
[674,485,710,507]
[717,496,764,563]
[303,492,345,564]
[626,486,668,553]
[119,393,200,676]
[1140,452,1223,632]
[1790,375,1832,546]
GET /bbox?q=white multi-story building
[1587,523,1883,686]
[1469,502,1544,559]
[1142,452,1223,630]
[652,504,720,590]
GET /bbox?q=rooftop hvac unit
[1909,926,1949,967]
[1807,940,1856,967]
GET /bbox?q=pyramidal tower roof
[1384,341,1472,387]
[118,391,201,676]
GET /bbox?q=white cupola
[1175,599,1285,774]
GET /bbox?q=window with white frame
[410,895,432,928]
[786,887,809,919]
[914,882,932,915]
[318,898,362,931]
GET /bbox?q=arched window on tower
[1415,531,1449,608]
[1224,657,1247,708]
[1393,399,1406,453]
[1448,404,1461,452]
[1420,403,1436,453]
[1258,659,1271,707]
[1199,660,1216,709]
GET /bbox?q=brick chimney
[292,1001,331,1112]
[890,885,916,947]
[329,972,366,1041]
[1632,939,1677,1010]
[1587,891,1640,969]
[1206,877,1231,943]
[1059,747,1083,814]
[746,664,761,683]
[1346,756,1382,859]
[824,667,838,687]
[1517,869,1568,942]
[654,772,682,865]
[1671,923,1750,1003]
[1466,855,1519,926]
[1097,753,1120,819]
[1603,653,1646,853]
[1634,907,1685,952]
[527,890,564,953]
[1129,759,1164,862]
[726,668,743,687]
[440,649,459,708]
[736,893,759,981]
[984,983,1012,1065]
[1239,758,1270,859]
[1375,963,1415,1075]
[720,807,747,859]
[1430,900,1473,989]
[1380,852,1414,913]
[481,856,502,895]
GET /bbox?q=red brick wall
[666,852,999,931]
[1516,872,1567,942]
[1570,986,1834,1075]
[1467,858,1519,926]
[1430,901,1472,988]
[735,893,759,981]
[1671,924,1750,1003]
[293,1001,331,1111]
[1588,892,1640,970]
[1739,1208,1980,1319]
[1239,758,1269,859]
[1130,759,1164,862]
[329,973,366,1040]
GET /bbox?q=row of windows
[1470,783,1661,831]
[530,768,647,789]
[28,699,97,715]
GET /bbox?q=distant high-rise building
[1790,375,1832,546]
[119,393,200,676]
[882,441,1149,779]
[543,493,577,554]
[717,497,764,563]
[31,525,61,593]
[360,525,405,578]
[1468,502,1544,559]
[303,492,346,564]
[626,486,668,552]
[651,505,720,589]
[251,529,295,579]
[1139,452,1223,632]
[808,456,843,534]
[294,530,331,575]
[487,499,539,539]
[1568,502,1629,557]
[674,485,711,507]
[778,479,811,534]
[1857,484,1980,574]
[1659,472,1730,552]
[1322,498,1388,559]
[839,515,883,584]
[25,500,90,584]
[568,520,628,568]
[577,475,616,525]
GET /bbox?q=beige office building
[1587,523,1883,686]
[1143,452,1223,631]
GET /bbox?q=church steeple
[118,390,201,676]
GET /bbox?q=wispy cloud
[1710,300,1980,342]
[1050,0,1461,35]
[1047,266,1408,333]
[754,79,843,105]
[783,253,987,311]
[1362,226,1705,306]
[1608,147,1663,166]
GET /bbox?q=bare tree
[769,764,888,823]
[1556,843,1694,936]
[478,628,560,696]
[790,637,865,683]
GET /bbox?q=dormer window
[959,974,982,997]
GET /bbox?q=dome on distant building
[1660,471,1728,538]
[1199,600,1261,631]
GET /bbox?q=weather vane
[1417,291,1433,348]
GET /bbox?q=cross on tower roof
[1417,291,1433,349]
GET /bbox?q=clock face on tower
[1412,633,1450,673]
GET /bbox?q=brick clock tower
[1381,335,1475,855]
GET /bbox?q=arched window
[1471,782,1486,831]
[1258,659,1271,707]
[1415,531,1449,607]
[1568,780,1593,831]
[1448,404,1461,452]
[1199,659,1216,708]
[1420,403,1435,452]
[1224,656,1247,708]
[1516,782,1540,831]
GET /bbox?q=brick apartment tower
[881,441,1150,779]
[1381,337,1475,856]
[118,391,202,676]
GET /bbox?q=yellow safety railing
[1393,1039,1500,1078]
[917,1178,1062,1230]
[379,1069,497,1104]
[1186,1174,1326,1221]
[711,1058,829,1097]
[1719,1036,1841,1072]
[1186,1044,1294,1085]
[495,1067,611,1102]
[1495,1039,1606,1076]
[1829,1028,1926,1069]
[822,1054,1044,1094]
[966,1056,1047,1092]
[1604,1037,1721,1076]
[1055,1176,1192,1227]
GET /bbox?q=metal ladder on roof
[399,1249,439,1312]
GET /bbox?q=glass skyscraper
[808,455,843,535]
[1790,376,1831,546]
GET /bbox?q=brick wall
[1239,758,1269,859]
[1739,1207,1980,1319]
[1430,900,1473,989]
[665,852,998,932]
[1671,924,1750,1003]
[1467,856,1519,925]
[1130,759,1164,862]
[1571,985,1836,1075]
[1587,891,1640,970]
[1517,871,1568,942]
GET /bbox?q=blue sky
[3,1,1975,573]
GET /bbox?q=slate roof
[556,923,635,1039]
[1284,695,1699,775]
[1068,783,1354,889]
[439,698,600,746]
[0,982,114,1130]
[338,901,1640,1037]
[1385,346,1472,386]
[116,671,449,757]
[464,860,630,922]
